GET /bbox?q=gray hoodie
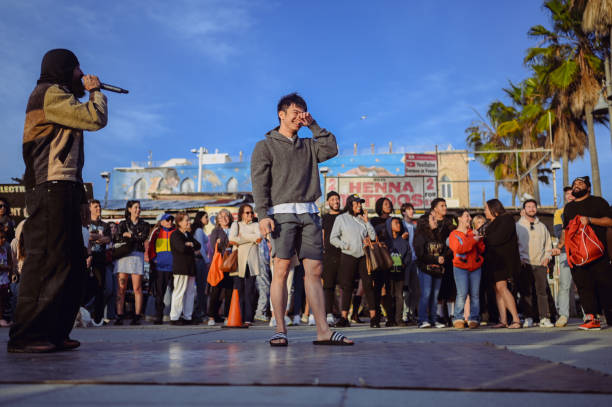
[329,212,376,258]
[251,122,338,220]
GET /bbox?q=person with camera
[329,194,379,328]
[9,49,107,353]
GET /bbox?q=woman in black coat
[484,199,521,329]
[169,212,201,325]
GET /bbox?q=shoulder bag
[363,237,394,275]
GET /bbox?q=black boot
[130,314,141,326]
[114,314,124,326]
[350,296,362,323]
[370,314,381,328]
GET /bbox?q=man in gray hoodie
[251,93,353,346]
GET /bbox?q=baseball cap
[571,176,591,188]
[160,213,174,222]
[326,191,340,200]
[346,194,365,205]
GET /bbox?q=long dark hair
[237,204,253,222]
[416,211,435,240]
[486,199,506,218]
[124,200,140,221]
[375,197,393,217]
[191,211,208,233]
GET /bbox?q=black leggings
[338,253,383,313]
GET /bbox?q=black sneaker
[385,320,398,327]
[170,319,185,326]
[335,317,351,327]
[113,315,124,326]
[153,318,163,325]
[370,315,381,328]
[130,315,141,326]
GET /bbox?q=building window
[133,178,147,199]
[227,177,238,193]
[180,178,195,193]
[440,175,452,199]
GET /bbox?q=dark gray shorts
[270,213,323,261]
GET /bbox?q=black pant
[519,264,551,320]
[572,256,612,320]
[90,253,107,323]
[154,270,173,319]
[322,253,341,315]
[338,253,383,313]
[234,268,257,322]
[208,273,233,319]
[388,279,404,324]
[9,181,85,346]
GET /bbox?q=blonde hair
[472,215,485,229]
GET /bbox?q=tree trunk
[562,148,569,188]
[512,190,517,208]
[585,106,602,196]
[494,181,499,199]
[606,53,612,149]
[531,168,541,203]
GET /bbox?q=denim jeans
[453,267,481,322]
[255,264,271,318]
[556,252,572,318]
[418,270,442,324]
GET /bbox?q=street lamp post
[190,147,208,192]
[100,171,110,209]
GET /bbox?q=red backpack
[565,215,605,267]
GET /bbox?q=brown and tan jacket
[22,84,107,188]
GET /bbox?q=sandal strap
[330,331,346,343]
[270,332,287,341]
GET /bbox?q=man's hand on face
[298,112,314,127]
[82,74,101,91]
[259,218,275,237]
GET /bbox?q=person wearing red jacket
[448,209,485,329]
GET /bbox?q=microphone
[100,83,129,94]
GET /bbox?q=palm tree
[576,0,612,147]
[466,102,530,206]
[526,0,605,195]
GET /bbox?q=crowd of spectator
[1,174,610,332]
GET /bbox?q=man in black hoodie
[8,49,107,353]
[251,93,352,346]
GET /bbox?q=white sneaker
[308,314,315,326]
[207,319,215,326]
[434,321,445,329]
[269,317,276,327]
[418,321,431,329]
[540,318,554,328]
[284,315,292,326]
[326,313,336,326]
[523,317,534,328]
[292,315,301,326]
[555,315,568,327]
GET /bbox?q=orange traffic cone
[223,289,249,329]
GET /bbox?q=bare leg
[494,282,507,324]
[132,274,143,315]
[116,273,128,315]
[271,257,290,338]
[500,282,519,324]
[303,258,353,343]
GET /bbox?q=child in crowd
[385,217,412,326]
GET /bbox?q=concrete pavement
[2,319,611,406]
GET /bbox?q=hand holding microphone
[83,74,129,94]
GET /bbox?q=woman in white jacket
[229,204,261,325]
[329,194,381,328]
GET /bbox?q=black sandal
[269,332,288,347]
[313,331,354,346]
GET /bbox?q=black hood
[37,49,84,97]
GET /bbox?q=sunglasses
[244,211,254,215]
[0,204,6,208]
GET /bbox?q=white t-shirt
[267,202,319,215]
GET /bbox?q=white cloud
[146,0,254,62]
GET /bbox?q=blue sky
[1,0,611,206]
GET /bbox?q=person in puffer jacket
[385,217,412,326]
[148,213,175,324]
[448,209,484,329]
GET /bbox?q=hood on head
[38,49,80,87]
